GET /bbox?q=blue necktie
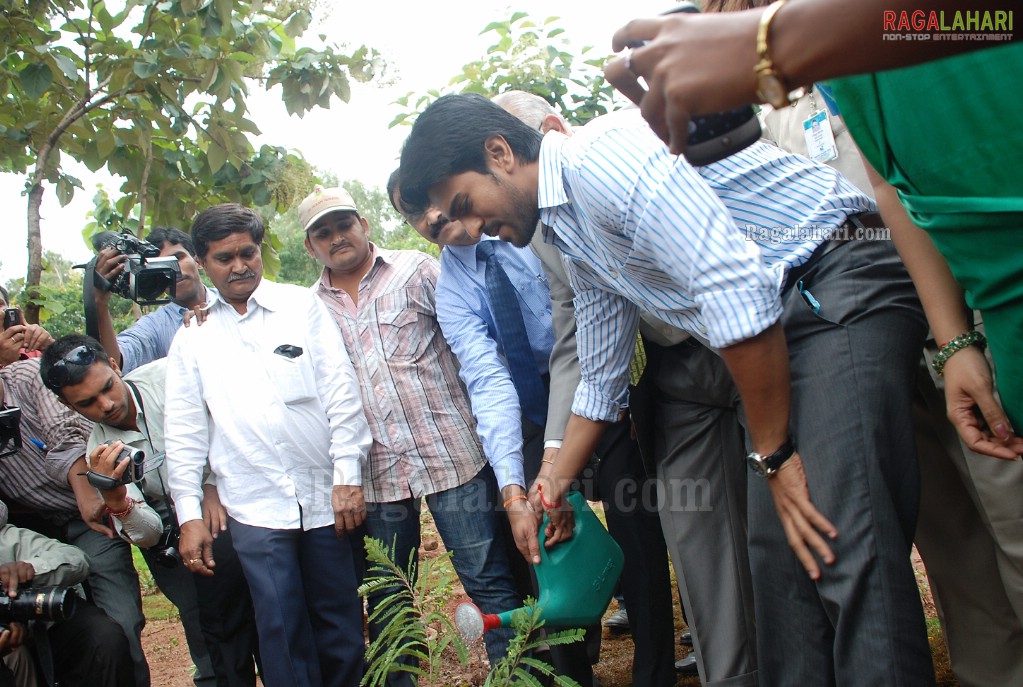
[477,241,548,426]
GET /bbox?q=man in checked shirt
[298,186,520,683]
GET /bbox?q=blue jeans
[360,465,519,675]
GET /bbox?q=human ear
[484,135,516,172]
[540,114,566,135]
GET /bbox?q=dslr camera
[0,585,78,627]
[92,231,180,305]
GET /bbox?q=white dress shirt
[164,278,371,530]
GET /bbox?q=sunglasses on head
[45,346,97,389]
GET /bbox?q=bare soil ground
[140,508,955,687]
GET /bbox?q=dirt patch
[141,515,955,686]
[143,617,198,687]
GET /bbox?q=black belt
[783,211,884,292]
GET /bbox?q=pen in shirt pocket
[28,438,48,452]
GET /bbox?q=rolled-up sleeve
[0,525,90,587]
[566,270,638,422]
[117,305,181,373]
[36,387,91,486]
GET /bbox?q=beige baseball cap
[298,185,359,232]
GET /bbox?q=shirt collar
[313,244,386,294]
[206,277,282,314]
[444,237,499,272]
[538,131,570,211]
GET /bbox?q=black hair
[398,94,542,213]
[190,204,265,259]
[39,334,111,394]
[0,285,8,306]
[385,168,402,214]
[145,226,195,256]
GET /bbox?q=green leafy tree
[0,0,383,322]
[391,13,615,128]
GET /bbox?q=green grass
[131,546,180,622]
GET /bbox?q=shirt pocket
[376,308,427,362]
[263,350,318,405]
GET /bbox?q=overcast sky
[0,0,669,283]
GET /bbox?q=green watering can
[455,491,624,639]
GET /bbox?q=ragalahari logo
[882,9,1015,42]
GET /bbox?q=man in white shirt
[164,203,372,687]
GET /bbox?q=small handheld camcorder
[91,231,180,305]
[85,446,146,491]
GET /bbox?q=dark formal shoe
[603,608,630,632]
[675,655,698,676]
[679,630,693,646]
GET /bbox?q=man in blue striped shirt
[399,94,934,686]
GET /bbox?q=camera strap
[124,380,176,519]
[81,257,102,340]
[31,619,57,687]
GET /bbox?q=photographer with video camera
[90,227,209,374]
[0,354,149,685]
[0,498,133,687]
[41,335,259,687]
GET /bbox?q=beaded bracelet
[108,497,138,519]
[932,330,987,376]
[503,494,528,509]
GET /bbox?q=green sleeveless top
[828,43,1023,232]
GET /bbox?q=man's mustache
[227,271,256,282]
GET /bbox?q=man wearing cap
[298,186,520,681]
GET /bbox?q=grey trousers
[638,338,758,687]
[748,237,934,686]
[65,519,150,687]
[913,336,1023,687]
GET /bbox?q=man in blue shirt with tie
[398,94,934,687]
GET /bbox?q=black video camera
[91,231,180,305]
[85,446,146,491]
[0,407,22,459]
[0,586,78,626]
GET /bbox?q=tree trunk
[24,181,44,324]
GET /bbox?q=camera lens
[0,586,78,622]
[134,270,177,302]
